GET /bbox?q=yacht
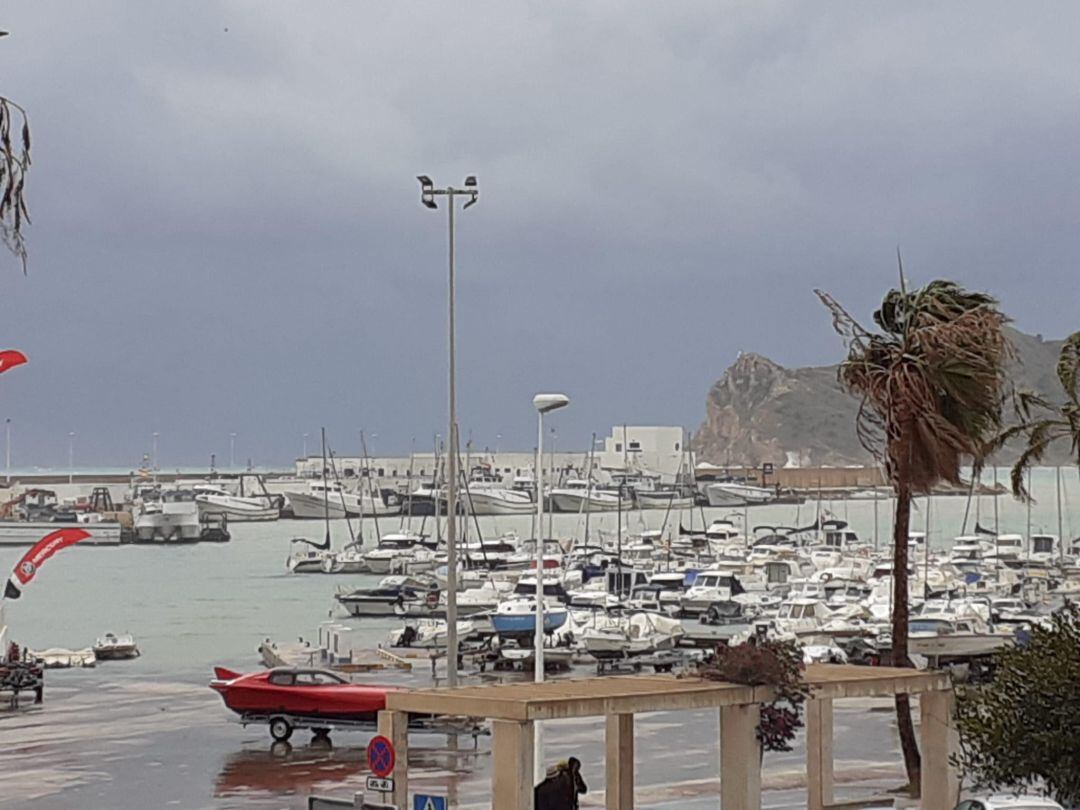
[335,576,436,617]
[680,569,746,616]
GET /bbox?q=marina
[2,468,1079,807]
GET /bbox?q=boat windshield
[910,619,954,634]
[294,670,347,685]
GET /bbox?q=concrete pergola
[379,663,958,810]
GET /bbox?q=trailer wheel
[269,717,293,742]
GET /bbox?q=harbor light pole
[152,431,159,471]
[68,431,75,484]
[5,418,10,482]
[532,392,569,782]
[417,174,478,688]
[229,432,237,470]
[302,432,309,460]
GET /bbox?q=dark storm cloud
[1,2,1078,467]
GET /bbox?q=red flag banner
[0,350,28,374]
[4,528,91,600]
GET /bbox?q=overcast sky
[1,2,1078,468]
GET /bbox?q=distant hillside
[694,328,1068,468]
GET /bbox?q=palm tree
[817,275,1011,792]
[1,31,33,272]
[997,331,1080,498]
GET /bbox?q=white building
[294,425,691,487]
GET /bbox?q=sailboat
[286,429,334,573]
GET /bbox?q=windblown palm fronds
[0,94,31,272]
[994,331,1080,499]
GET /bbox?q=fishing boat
[93,632,140,660]
[548,479,625,513]
[285,480,399,518]
[635,488,695,510]
[704,482,775,507]
[194,476,280,522]
[463,486,535,515]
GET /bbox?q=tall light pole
[5,418,10,483]
[68,431,75,485]
[152,431,160,471]
[531,392,569,781]
[417,174,478,688]
[302,432,309,460]
[229,432,237,470]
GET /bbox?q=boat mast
[583,434,596,547]
[401,439,415,531]
[321,427,330,550]
[1026,467,1032,558]
[1057,465,1065,564]
[360,431,381,545]
[993,465,1000,579]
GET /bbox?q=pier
[381,663,957,810]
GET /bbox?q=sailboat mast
[1057,465,1065,564]
[321,427,330,549]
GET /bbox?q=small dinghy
[93,633,140,661]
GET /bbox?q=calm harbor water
[1,467,1077,808]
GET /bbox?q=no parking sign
[366,735,396,778]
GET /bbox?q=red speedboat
[210,666,398,724]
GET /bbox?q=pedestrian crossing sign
[413,795,447,810]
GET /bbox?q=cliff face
[695,330,1068,467]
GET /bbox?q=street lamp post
[68,431,75,485]
[531,392,569,781]
[229,432,237,470]
[302,432,309,460]
[417,174,478,688]
[152,431,160,471]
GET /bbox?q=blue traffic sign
[413,795,447,810]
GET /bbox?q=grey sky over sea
[1,2,1079,468]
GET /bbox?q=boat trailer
[235,710,488,744]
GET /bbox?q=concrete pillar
[492,719,535,810]
[376,709,409,809]
[605,713,635,810]
[806,697,834,810]
[720,703,762,810]
[920,690,959,810]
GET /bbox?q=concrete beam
[920,691,959,810]
[720,703,762,810]
[806,697,834,810]
[605,713,634,810]
[376,709,409,809]
[492,719,535,810]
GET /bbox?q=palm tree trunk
[892,479,922,791]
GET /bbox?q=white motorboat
[548,479,625,513]
[134,489,203,543]
[680,569,746,616]
[321,542,369,573]
[92,632,140,660]
[194,485,279,522]
[704,482,775,507]
[907,614,1015,659]
[580,611,685,660]
[462,487,535,515]
[362,533,436,574]
[386,618,478,649]
[335,576,436,617]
